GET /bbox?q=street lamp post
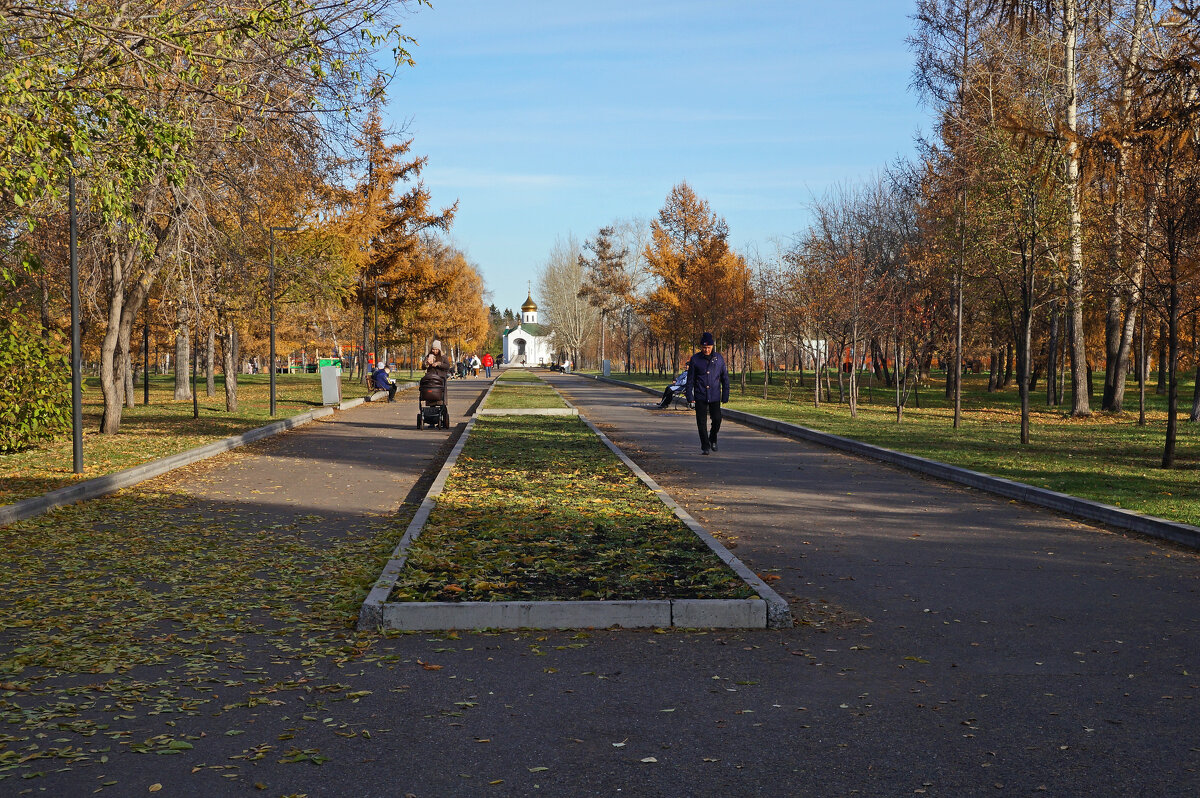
[68,161,82,474]
[374,279,391,370]
[268,225,297,416]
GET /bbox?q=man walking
[481,352,494,378]
[685,332,729,455]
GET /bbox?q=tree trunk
[206,327,215,396]
[1101,0,1149,413]
[1019,307,1033,445]
[849,326,859,418]
[1189,363,1200,423]
[222,320,239,412]
[1046,302,1059,405]
[1064,0,1090,416]
[99,244,137,434]
[1162,272,1180,468]
[1155,321,1167,395]
[361,305,371,386]
[118,336,132,409]
[174,304,192,400]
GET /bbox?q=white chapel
[502,294,553,366]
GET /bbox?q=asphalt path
[4,371,1196,797]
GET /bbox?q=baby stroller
[417,370,450,429]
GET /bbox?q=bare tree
[538,235,597,365]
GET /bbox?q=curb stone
[571,372,1200,551]
[358,381,786,630]
[573,410,791,629]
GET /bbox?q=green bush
[0,315,71,453]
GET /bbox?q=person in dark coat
[684,331,729,454]
[424,340,452,377]
[372,364,397,402]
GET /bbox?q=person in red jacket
[481,352,495,378]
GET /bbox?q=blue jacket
[685,351,729,404]
[372,368,393,391]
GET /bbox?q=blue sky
[387,1,932,315]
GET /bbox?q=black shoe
[709,441,718,451]
[701,448,710,455]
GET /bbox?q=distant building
[502,294,552,365]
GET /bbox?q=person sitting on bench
[656,369,690,409]
[372,364,397,402]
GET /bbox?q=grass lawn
[482,383,567,409]
[495,368,544,382]
[593,369,1200,527]
[390,415,756,603]
[0,373,389,506]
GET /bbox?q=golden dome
[521,294,538,313]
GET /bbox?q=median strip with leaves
[482,383,566,410]
[390,416,754,603]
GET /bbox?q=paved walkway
[2,372,1196,797]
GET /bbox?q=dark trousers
[384,383,397,401]
[658,387,675,408]
[694,397,722,448]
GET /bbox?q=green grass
[390,415,756,602]
[593,369,1200,527]
[495,367,544,382]
[482,383,567,409]
[0,373,387,506]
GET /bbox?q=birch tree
[538,235,596,364]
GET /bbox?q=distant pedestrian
[471,354,481,377]
[482,352,494,378]
[684,332,729,455]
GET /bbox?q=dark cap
[700,332,715,346]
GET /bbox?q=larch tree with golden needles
[340,102,457,378]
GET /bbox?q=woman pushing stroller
[417,340,454,429]
[424,340,452,376]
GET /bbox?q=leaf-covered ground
[482,384,566,409]
[0,454,412,787]
[0,374,392,506]
[597,369,1200,527]
[391,416,755,602]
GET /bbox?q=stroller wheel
[441,406,450,428]
[416,413,423,429]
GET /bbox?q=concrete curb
[358,415,479,630]
[573,411,791,629]
[0,406,335,528]
[572,373,1200,551]
[358,382,785,630]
